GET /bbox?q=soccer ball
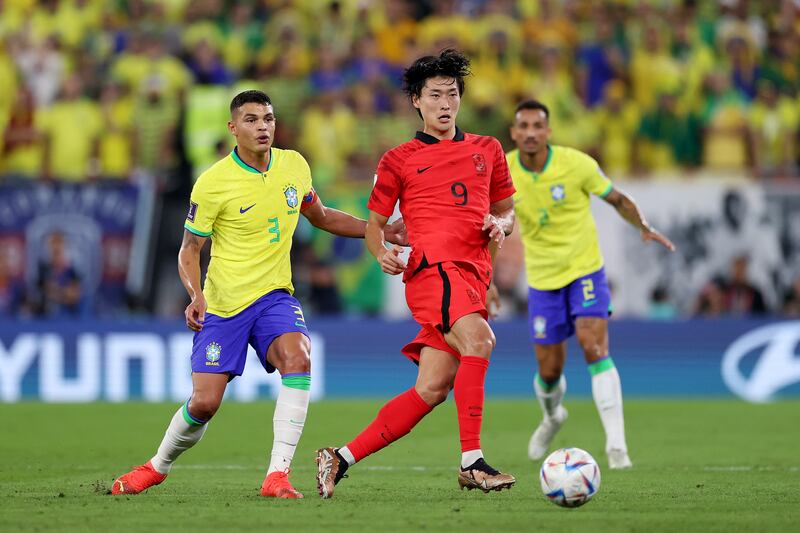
[539,447,601,508]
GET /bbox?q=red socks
[346,387,433,462]
[454,356,489,452]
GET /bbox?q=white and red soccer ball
[540,447,601,508]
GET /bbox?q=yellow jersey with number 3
[184,147,314,317]
[506,145,612,291]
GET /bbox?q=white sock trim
[338,446,356,466]
[267,384,310,475]
[591,366,628,452]
[461,449,484,469]
[150,405,208,475]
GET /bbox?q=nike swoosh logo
[417,166,433,174]
[582,300,597,308]
[240,204,256,214]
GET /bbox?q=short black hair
[515,100,550,120]
[230,90,272,116]
[402,49,471,99]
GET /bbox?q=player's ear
[411,94,421,110]
[227,120,236,136]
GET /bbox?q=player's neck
[235,145,271,172]
[421,124,457,141]
[521,146,549,173]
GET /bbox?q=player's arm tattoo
[178,230,208,301]
[180,230,208,253]
[603,188,651,232]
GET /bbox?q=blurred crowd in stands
[1,0,799,319]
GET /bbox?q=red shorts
[401,261,488,363]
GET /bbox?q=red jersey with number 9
[368,127,515,284]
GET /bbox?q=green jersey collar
[518,145,552,180]
[232,147,272,173]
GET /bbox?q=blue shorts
[528,267,611,345]
[191,290,309,376]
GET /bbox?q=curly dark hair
[402,49,471,99]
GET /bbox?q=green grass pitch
[1,399,798,532]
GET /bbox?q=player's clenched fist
[185,296,207,331]
[483,214,506,248]
[377,245,407,275]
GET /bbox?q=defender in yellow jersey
[112,90,405,499]
[184,144,313,317]
[495,100,675,470]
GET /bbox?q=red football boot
[111,461,167,495]
[260,470,303,499]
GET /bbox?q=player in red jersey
[316,50,516,498]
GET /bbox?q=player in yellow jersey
[111,90,405,498]
[497,100,675,469]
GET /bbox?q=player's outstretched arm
[603,188,676,251]
[178,229,209,331]
[366,210,406,276]
[301,194,408,245]
[301,194,366,238]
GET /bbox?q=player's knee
[188,394,221,421]
[577,335,605,360]
[271,337,311,374]
[461,334,495,359]
[415,381,451,407]
[538,366,563,383]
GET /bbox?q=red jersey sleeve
[489,138,515,203]
[367,152,402,218]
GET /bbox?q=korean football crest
[472,153,487,175]
[284,185,299,209]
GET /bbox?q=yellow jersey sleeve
[580,153,613,198]
[184,173,224,236]
[293,150,314,197]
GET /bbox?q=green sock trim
[182,402,205,426]
[282,375,311,391]
[535,373,559,392]
[588,357,615,376]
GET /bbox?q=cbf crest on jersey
[550,184,566,202]
[284,184,299,209]
[472,153,487,175]
[205,342,221,366]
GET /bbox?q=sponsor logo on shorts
[534,316,547,339]
[205,342,221,366]
[291,305,307,328]
[284,184,299,208]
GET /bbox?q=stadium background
[1,0,798,402]
[0,1,799,530]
